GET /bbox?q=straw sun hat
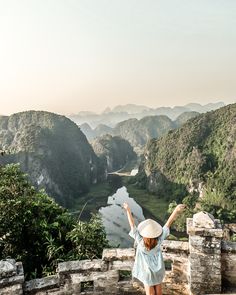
[137,219,163,238]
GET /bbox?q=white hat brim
[138,219,163,238]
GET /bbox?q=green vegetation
[167,194,198,232]
[168,189,236,232]
[0,164,109,279]
[139,103,236,227]
[2,104,235,282]
[200,189,236,222]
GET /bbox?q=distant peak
[102,107,111,114]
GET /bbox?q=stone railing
[0,213,236,295]
[0,243,189,295]
[162,240,189,295]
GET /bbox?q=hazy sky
[0,0,236,115]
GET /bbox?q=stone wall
[0,243,189,295]
[187,217,223,295]
[0,260,24,295]
[162,240,189,295]
[221,241,236,289]
[0,213,236,295]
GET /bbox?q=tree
[168,189,236,232]
[0,164,109,279]
[67,214,109,261]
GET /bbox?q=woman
[123,202,185,295]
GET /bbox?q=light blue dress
[129,225,170,286]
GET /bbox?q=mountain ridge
[140,103,236,204]
[80,112,200,154]
[69,102,225,128]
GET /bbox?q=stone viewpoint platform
[0,212,236,295]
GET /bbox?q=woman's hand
[174,204,186,214]
[123,202,130,211]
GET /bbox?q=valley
[0,102,235,241]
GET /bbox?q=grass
[122,178,169,224]
[69,181,114,221]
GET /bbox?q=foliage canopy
[0,164,109,279]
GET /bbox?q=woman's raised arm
[123,202,135,229]
[165,204,186,228]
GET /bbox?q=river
[99,186,145,247]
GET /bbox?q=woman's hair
[143,237,158,250]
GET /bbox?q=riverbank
[70,174,169,224]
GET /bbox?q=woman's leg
[154,284,162,295]
[144,284,155,295]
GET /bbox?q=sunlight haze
[0,0,236,115]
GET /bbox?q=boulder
[0,259,17,279]
[193,211,215,229]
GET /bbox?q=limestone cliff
[81,114,200,155]
[92,134,136,173]
[0,111,103,206]
[113,115,175,153]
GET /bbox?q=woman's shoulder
[158,225,170,243]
